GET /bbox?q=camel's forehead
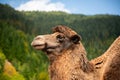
[52,25,77,38]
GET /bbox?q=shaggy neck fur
[48,42,94,80]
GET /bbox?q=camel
[31,25,120,80]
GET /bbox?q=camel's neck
[48,43,94,80]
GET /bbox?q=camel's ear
[70,35,81,44]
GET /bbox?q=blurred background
[0,0,120,80]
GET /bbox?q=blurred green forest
[0,3,120,80]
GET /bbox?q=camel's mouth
[32,44,45,50]
[31,42,59,53]
[31,38,47,50]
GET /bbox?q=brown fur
[91,36,120,80]
[49,43,94,80]
[52,25,81,39]
[31,25,120,80]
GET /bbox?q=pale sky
[0,0,120,15]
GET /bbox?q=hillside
[0,3,120,80]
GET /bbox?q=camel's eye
[56,34,65,43]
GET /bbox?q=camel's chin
[46,48,55,52]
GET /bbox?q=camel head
[31,25,81,58]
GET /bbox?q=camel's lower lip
[33,44,45,50]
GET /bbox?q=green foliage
[37,71,49,80]
[0,73,25,80]
[0,3,120,80]
[0,22,28,61]
[0,50,6,73]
